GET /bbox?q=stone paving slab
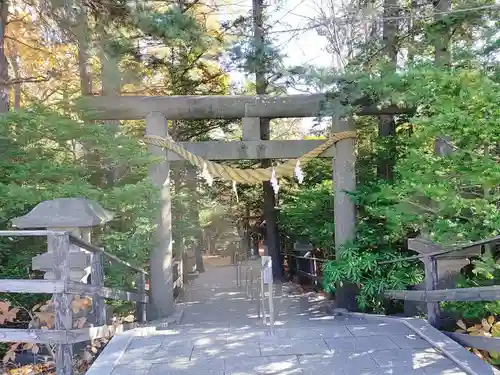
[324,335,399,353]
[191,340,261,360]
[346,322,414,337]
[298,352,381,374]
[286,325,353,339]
[149,358,225,375]
[389,334,433,350]
[89,262,500,375]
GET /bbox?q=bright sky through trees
[217,0,331,132]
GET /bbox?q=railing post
[235,253,241,287]
[51,233,73,375]
[245,268,254,299]
[257,278,261,318]
[260,267,266,323]
[91,251,106,326]
[136,273,147,324]
[268,270,275,334]
[245,268,249,296]
[179,253,185,290]
[182,248,188,286]
[312,258,317,287]
[423,255,441,328]
[249,267,254,301]
[238,260,242,288]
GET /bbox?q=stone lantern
[12,197,114,282]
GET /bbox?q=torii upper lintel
[78,94,411,121]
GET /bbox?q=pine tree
[222,0,290,279]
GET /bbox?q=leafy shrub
[322,182,424,312]
[280,180,335,250]
[442,254,500,320]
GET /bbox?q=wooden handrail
[0,230,149,275]
[0,230,67,236]
[384,285,500,302]
[379,235,500,265]
[68,234,148,275]
[288,253,331,262]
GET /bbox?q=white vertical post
[262,255,274,330]
[146,111,174,319]
[238,261,242,288]
[268,273,275,334]
[250,267,254,301]
[235,252,240,287]
[260,268,266,323]
[245,268,249,297]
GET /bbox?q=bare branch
[4,36,51,54]
[5,75,54,85]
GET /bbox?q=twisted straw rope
[143,131,356,185]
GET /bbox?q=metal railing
[234,253,276,334]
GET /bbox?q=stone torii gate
[82,94,363,319]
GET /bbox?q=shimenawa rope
[143,131,356,185]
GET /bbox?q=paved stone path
[88,261,500,375]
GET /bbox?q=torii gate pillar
[146,111,174,319]
[333,117,357,310]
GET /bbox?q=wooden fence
[288,253,330,284]
[383,235,500,354]
[281,238,331,287]
[0,230,183,375]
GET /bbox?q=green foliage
[321,182,424,312]
[280,180,334,251]
[136,6,211,47]
[0,108,157,309]
[376,66,500,244]
[442,254,500,320]
[299,158,331,186]
[279,164,424,312]
[323,246,424,312]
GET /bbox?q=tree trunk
[434,0,451,66]
[76,6,92,96]
[74,4,105,188]
[407,0,417,65]
[244,205,251,258]
[100,36,121,185]
[377,0,398,180]
[7,43,21,110]
[433,0,452,157]
[171,162,183,261]
[252,0,283,280]
[0,1,9,113]
[187,166,205,273]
